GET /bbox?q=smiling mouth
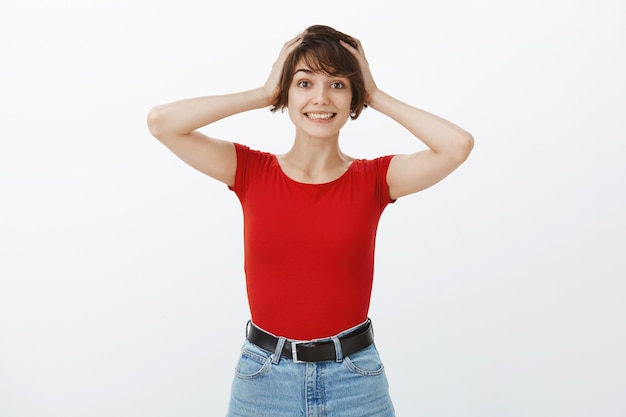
[305,112,336,120]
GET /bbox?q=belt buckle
[291,340,307,363]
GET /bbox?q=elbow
[453,131,474,163]
[146,105,167,140]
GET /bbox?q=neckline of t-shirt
[271,154,357,186]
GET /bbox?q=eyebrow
[294,68,314,75]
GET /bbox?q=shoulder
[346,155,397,204]
[231,143,280,192]
[350,154,395,174]
[233,143,276,165]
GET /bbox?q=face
[286,61,353,140]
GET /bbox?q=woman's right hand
[262,34,303,104]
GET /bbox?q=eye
[297,80,311,88]
[331,82,345,89]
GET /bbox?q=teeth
[306,113,334,120]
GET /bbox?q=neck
[278,132,353,184]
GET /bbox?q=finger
[285,33,304,47]
[281,36,303,56]
[339,39,357,53]
[352,39,366,57]
[340,40,367,63]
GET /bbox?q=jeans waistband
[246,319,374,363]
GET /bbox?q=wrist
[259,86,278,108]
[245,87,274,109]
[365,88,385,109]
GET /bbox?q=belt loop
[245,320,251,338]
[271,337,286,364]
[331,336,343,363]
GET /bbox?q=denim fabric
[226,322,395,417]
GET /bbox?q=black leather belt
[246,320,374,363]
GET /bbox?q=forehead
[293,53,340,76]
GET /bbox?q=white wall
[1,0,624,416]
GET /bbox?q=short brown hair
[270,25,366,120]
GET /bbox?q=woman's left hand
[340,38,379,105]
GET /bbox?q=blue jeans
[226,321,395,417]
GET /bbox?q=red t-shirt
[229,143,395,339]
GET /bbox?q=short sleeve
[228,143,251,199]
[374,155,396,206]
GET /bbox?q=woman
[148,25,473,417]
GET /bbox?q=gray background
[1,0,624,416]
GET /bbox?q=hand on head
[264,25,376,118]
[339,37,378,106]
[263,35,303,105]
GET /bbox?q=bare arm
[147,36,303,187]
[342,40,474,200]
[369,90,474,200]
[147,89,270,186]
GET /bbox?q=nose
[311,85,329,105]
